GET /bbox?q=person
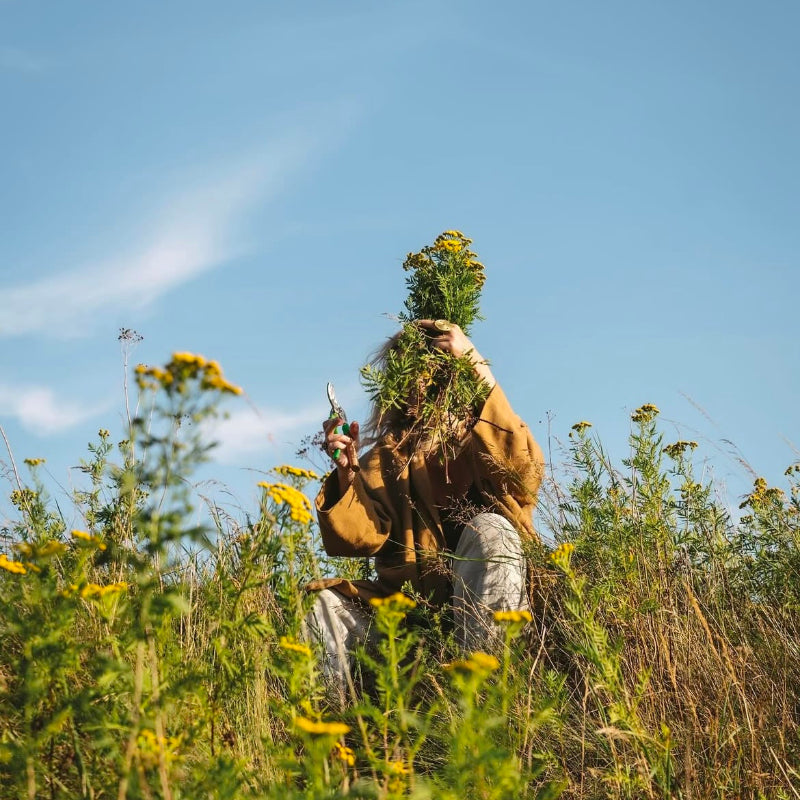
[304,319,545,701]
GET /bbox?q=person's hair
[359,330,407,449]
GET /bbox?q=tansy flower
[549,542,575,569]
[333,742,355,766]
[664,440,699,459]
[23,458,46,466]
[0,553,27,575]
[279,636,312,658]
[137,352,242,395]
[172,351,207,367]
[37,540,66,558]
[631,403,660,423]
[739,477,785,510]
[369,592,416,610]
[444,651,500,674]
[71,530,107,550]
[385,760,409,776]
[435,238,462,253]
[294,717,350,736]
[570,421,592,435]
[274,465,320,480]
[80,582,127,599]
[493,609,533,624]
[136,729,182,768]
[10,488,37,509]
[258,482,313,525]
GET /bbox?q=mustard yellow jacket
[309,383,545,606]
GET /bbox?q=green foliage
[401,230,485,334]
[360,231,490,458]
[1,358,799,799]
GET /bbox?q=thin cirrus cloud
[0,383,109,436]
[0,132,324,339]
[206,403,326,465]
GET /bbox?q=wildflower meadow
[1,350,798,799]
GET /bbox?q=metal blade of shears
[326,382,349,460]
[326,382,346,422]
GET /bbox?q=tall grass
[1,357,797,799]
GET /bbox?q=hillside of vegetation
[1,353,798,799]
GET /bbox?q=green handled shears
[326,382,350,461]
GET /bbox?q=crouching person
[304,320,545,705]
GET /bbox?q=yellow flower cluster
[739,477,785,510]
[279,636,312,658]
[550,541,575,568]
[493,609,533,624]
[631,403,660,423]
[257,481,313,525]
[136,729,182,768]
[23,457,46,466]
[444,651,500,674]
[784,463,800,477]
[369,592,416,610]
[385,759,409,776]
[435,237,463,253]
[72,529,107,550]
[9,488,37,509]
[80,582,128,599]
[135,352,242,395]
[274,465,320,480]
[14,540,66,560]
[294,716,351,736]
[38,540,66,557]
[333,742,355,766]
[0,553,27,575]
[402,230,486,287]
[664,440,699,459]
[570,421,592,434]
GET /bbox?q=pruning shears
[326,382,360,472]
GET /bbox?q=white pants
[304,512,530,701]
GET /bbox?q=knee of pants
[303,589,340,643]
[457,512,524,560]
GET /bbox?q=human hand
[417,319,475,359]
[417,319,496,388]
[322,417,360,476]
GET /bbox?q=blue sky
[1,1,797,530]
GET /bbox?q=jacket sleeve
[315,447,395,557]
[470,383,545,507]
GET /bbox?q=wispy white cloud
[206,403,325,464]
[0,383,109,435]
[0,133,323,338]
